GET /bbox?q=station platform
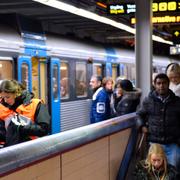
[0,113,141,180]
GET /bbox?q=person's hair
[96,75,102,83]
[91,75,102,84]
[0,79,23,97]
[119,79,133,91]
[166,63,180,76]
[144,143,168,180]
[102,76,113,88]
[154,73,169,85]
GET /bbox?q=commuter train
[0,23,179,134]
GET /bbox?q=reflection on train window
[21,63,29,90]
[53,64,58,100]
[60,62,69,98]
[32,57,39,98]
[119,64,128,79]
[39,59,48,103]
[112,64,118,83]
[93,63,102,76]
[76,62,87,97]
[0,60,13,81]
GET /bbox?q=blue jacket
[90,87,111,123]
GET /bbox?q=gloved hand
[11,114,32,126]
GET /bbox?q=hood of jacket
[123,88,142,100]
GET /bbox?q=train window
[119,64,128,79]
[60,62,69,99]
[0,60,13,81]
[112,64,118,83]
[76,62,87,97]
[21,63,29,89]
[93,63,103,76]
[39,59,48,103]
[52,64,58,100]
[32,57,39,98]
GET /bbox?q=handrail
[0,113,137,176]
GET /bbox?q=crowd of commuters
[89,62,180,176]
[89,75,141,123]
[137,66,180,174]
[0,62,179,178]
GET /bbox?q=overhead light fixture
[33,0,173,45]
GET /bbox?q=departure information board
[107,1,180,15]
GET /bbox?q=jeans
[161,143,180,173]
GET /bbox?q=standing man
[137,73,180,172]
[89,76,112,123]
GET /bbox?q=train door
[18,56,48,103]
[50,58,60,134]
[17,56,32,91]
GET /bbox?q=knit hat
[120,79,133,91]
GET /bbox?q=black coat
[133,160,179,180]
[114,88,141,116]
[137,90,180,145]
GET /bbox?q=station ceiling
[0,0,180,55]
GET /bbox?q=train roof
[46,35,107,61]
[0,24,23,57]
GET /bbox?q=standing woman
[166,63,180,97]
[113,79,141,116]
[0,79,50,147]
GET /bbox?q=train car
[0,23,179,133]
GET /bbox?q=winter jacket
[133,160,179,180]
[137,89,180,145]
[115,88,141,116]
[0,91,50,147]
[90,87,111,123]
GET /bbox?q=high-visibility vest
[0,99,41,141]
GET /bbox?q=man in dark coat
[137,73,180,173]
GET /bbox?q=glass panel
[76,62,87,97]
[119,63,128,79]
[93,63,102,76]
[39,59,48,103]
[60,62,69,98]
[32,57,39,98]
[0,61,13,82]
[112,64,117,83]
[21,63,29,90]
[53,64,58,100]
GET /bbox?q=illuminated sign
[172,30,180,44]
[107,1,180,15]
[152,1,179,12]
[107,4,135,15]
[131,16,180,24]
[170,46,180,55]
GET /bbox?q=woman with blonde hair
[166,63,180,97]
[133,143,179,180]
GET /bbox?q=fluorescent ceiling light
[33,0,173,45]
